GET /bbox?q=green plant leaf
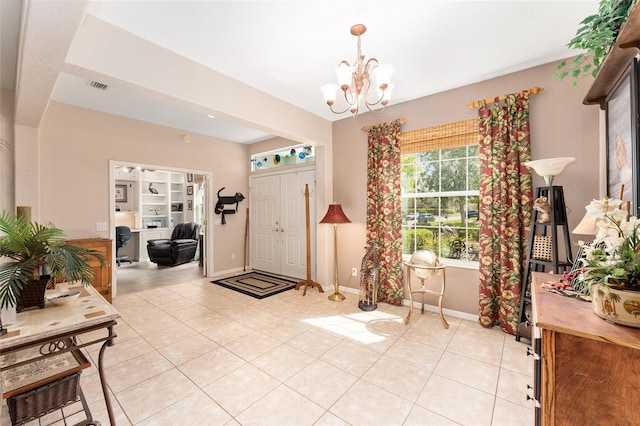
[0,210,105,309]
[557,0,635,85]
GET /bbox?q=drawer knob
[526,394,541,407]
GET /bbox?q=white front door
[251,174,280,273]
[280,170,315,278]
[250,170,315,279]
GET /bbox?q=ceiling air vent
[87,80,108,90]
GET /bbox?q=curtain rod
[361,118,406,133]
[466,87,543,109]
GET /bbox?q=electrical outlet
[96,222,107,232]
[352,267,358,277]
[231,253,236,260]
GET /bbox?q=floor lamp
[320,204,351,302]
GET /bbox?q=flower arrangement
[572,197,640,294]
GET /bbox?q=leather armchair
[147,222,200,266]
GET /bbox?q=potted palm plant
[0,210,104,312]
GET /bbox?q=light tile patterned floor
[2,262,535,425]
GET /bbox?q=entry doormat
[211,271,298,299]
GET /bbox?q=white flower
[575,198,640,294]
[586,197,623,217]
[581,244,597,261]
[619,216,640,235]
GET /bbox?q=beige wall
[38,102,250,274]
[331,59,600,316]
[249,136,301,156]
[0,89,15,213]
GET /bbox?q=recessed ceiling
[2,0,599,144]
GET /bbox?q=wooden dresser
[531,272,640,425]
[66,238,113,303]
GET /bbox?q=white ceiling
[1,0,598,144]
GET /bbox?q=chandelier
[321,24,394,118]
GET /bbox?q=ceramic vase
[591,284,640,328]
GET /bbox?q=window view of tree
[402,145,479,262]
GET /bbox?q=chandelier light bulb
[336,63,352,89]
[321,83,338,105]
[374,64,394,89]
[382,84,394,105]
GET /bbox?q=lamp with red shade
[320,204,352,301]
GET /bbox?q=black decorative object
[16,275,51,313]
[215,187,245,224]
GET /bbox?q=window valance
[400,118,477,154]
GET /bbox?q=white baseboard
[211,267,249,278]
[339,284,479,323]
[210,276,479,323]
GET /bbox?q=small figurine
[534,196,551,223]
[148,183,159,194]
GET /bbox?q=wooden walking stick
[243,207,249,271]
[296,184,323,295]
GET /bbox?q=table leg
[404,266,413,325]
[98,326,116,426]
[438,270,449,329]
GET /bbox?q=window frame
[401,143,479,269]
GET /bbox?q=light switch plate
[96,222,108,231]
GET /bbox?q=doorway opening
[109,161,212,296]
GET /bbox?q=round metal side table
[404,262,449,328]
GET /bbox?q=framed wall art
[606,57,640,215]
[188,200,193,211]
[187,185,193,195]
[187,173,193,182]
[115,185,127,203]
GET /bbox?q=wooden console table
[531,272,640,425]
[0,283,120,425]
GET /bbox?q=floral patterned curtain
[478,93,533,334]
[366,119,404,304]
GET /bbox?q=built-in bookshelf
[141,171,170,229]
[114,168,188,230]
[170,173,185,227]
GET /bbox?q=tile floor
[2,261,535,426]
